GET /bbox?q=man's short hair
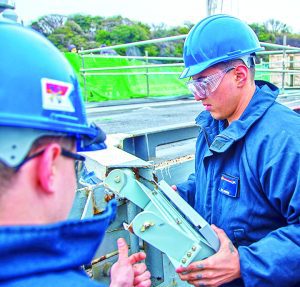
[218,58,256,81]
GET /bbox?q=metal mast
[206,0,223,16]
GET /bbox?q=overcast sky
[13,0,300,33]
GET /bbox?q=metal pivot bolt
[114,176,121,183]
[175,218,182,224]
[140,221,154,232]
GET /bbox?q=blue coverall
[0,201,116,286]
[176,81,300,287]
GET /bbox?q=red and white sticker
[41,78,75,112]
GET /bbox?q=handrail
[81,63,184,72]
[79,37,300,55]
[81,55,183,61]
[78,35,300,102]
[79,34,187,55]
[259,50,300,55]
[260,42,300,51]
[83,72,181,76]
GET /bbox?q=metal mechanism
[104,168,218,268]
[70,143,217,286]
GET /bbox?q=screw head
[175,218,182,224]
[140,221,154,232]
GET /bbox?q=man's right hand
[110,238,151,287]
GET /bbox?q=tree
[29,13,297,58]
[69,14,103,40]
[69,14,94,32]
[149,24,191,57]
[249,23,275,43]
[99,15,133,31]
[264,19,291,35]
[109,24,151,55]
[110,24,150,44]
[95,29,112,46]
[47,20,86,51]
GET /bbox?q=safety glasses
[186,66,235,100]
[15,148,85,171]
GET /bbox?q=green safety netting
[65,52,270,102]
[65,52,188,102]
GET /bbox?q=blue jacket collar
[196,81,279,153]
[0,200,116,281]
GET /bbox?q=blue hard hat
[0,21,106,167]
[180,14,263,79]
[68,44,76,51]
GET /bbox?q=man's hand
[176,225,241,287]
[110,238,151,287]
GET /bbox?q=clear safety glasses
[186,66,235,100]
[15,148,85,171]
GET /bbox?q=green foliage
[47,20,87,51]
[146,45,159,56]
[249,23,275,43]
[69,14,97,32]
[95,30,112,45]
[110,24,150,44]
[29,14,299,57]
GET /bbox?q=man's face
[191,65,242,123]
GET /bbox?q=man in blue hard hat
[68,43,77,53]
[174,14,300,286]
[0,21,151,287]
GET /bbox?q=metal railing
[78,35,300,101]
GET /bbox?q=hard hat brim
[179,47,264,79]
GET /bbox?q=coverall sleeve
[176,173,196,207]
[239,142,300,287]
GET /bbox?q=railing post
[80,48,88,103]
[282,35,287,93]
[290,54,294,87]
[145,50,150,98]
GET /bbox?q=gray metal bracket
[104,168,219,268]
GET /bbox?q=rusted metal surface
[155,154,195,170]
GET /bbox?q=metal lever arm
[104,168,218,267]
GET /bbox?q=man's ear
[234,65,248,87]
[37,143,61,193]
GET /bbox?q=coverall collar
[196,80,279,153]
[0,200,116,282]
